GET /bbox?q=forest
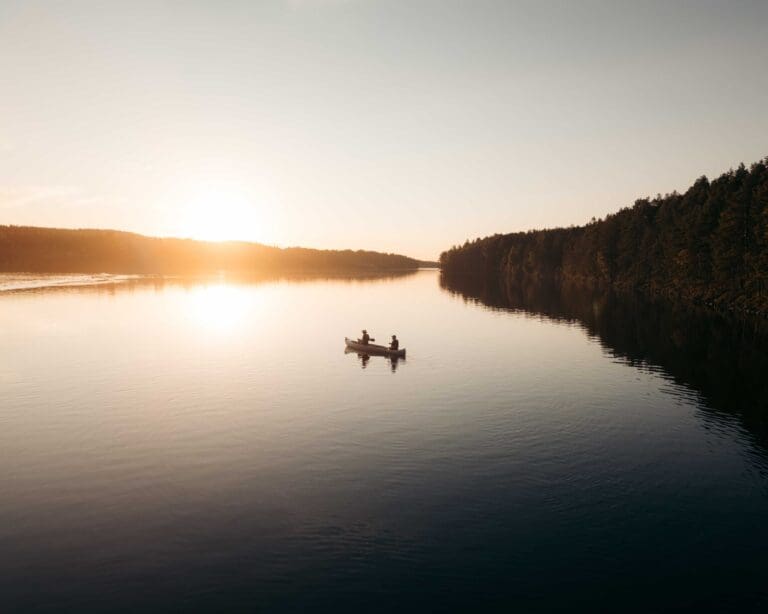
[440,158,768,315]
[0,226,423,274]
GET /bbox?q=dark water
[2,270,768,612]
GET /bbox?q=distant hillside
[440,157,768,315]
[0,226,421,274]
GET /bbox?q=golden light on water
[184,283,257,335]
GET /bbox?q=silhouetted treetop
[440,157,768,315]
[0,226,422,274]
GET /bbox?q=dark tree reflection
[441,272,768,453]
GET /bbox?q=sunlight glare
[176,182,270,243]
[185,282,257,336]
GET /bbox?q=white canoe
[345,337,406,358]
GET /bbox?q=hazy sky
[1,0,767,258]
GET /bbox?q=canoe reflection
[344,347,403,372]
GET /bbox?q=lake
[2,270,768,612]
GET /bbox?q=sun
[176,182,268,243]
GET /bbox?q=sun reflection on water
[184,282,257,335]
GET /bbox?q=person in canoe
[389,335,399,351]
[359,329,374,345]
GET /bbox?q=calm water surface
[2,270,768,612]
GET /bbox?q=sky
[1,0,767,259]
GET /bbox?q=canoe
[345,337,406,358]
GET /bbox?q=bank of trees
[0,226,420,274]
[440,158,768,314]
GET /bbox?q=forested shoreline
[0,226,424,274]
[440,158,768,315]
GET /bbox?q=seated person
[361,329,371,345]
[390,334,399,351]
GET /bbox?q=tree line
[0,226,421,274]
[440,157,768,315]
